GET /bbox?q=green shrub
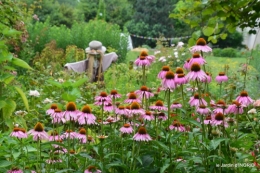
[212,48,222,57]
[27,19,129,63]
[213,48,238,57]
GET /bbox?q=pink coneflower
[157,66,170,79]
[204,115,213,125]
[189,93,207,107]
[7,168,23,173]
[78,105,96,125]
[120,123,133,134]
[190,38,212,53]
[27,122,49,141]
[51,108,64,124]
[130,102,145,115]
[215,72,228,83]
[201,72,212,83]
[253,99,260,107]
[175,74,188,85]
[103,116,119,124]
[196,105,211,115]
[212,113,228,127]
[116,105,127,116]
[157,112,167,121]
[49,131,60,141]
[61,130,78,140]
[46,158,62,164]
[212,100,227,114]
[52,143,68,154]
[84,166,102,173]
[226,101,244,114]
[94,92,112,105]
[189,53,206,66]
[63,102,79,122]
[104,103,113,112]
[175,67,184,75]
[186,86,198,92]
[134,55,151,66]
[77,128,87,143]
[170,102,182,110]
[109,89,121,99]
[169,120,185,132]
[183,58,191,70]
[135,86,154,99]
[125,92,141,103]
[133,126,152,142]
[150,100,167,111]
[186,63,207,82]
[10,127,28,139]
[161,71,176,90]
[141,111,155,121]
[236,91,254,106]
[46,103,58,115]
[134,50,154,66]
[87,136,95,143]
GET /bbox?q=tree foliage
[171,0,260,46]
[126,0,192,48]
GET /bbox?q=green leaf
[14,86,29,111]
[220,33,228,40]
[160,163,170,173]
[208,36,217,43]
[47,80,63,88]
[0,100,6,109]
[2,28,21,37]
[188,38,196,47]
[55,169,74,173]
[0,160,12,167]
[23,146,37,152]
[104,153,121,159]
[0,52,13,63]
[4,75,15,84]
[72,78,88,87]
[187,119,202,128]
[203,26,215,36]
[210,138,227,150]
[11,58,33,70]
[2,99,16,120]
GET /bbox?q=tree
[126,0,192,48]
[96,0,106,20]
[170,0,260,45]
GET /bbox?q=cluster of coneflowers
[8,38,259,172]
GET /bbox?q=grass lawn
[105,50,260,99]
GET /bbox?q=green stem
[167,89,172,163]
[219,82,222,100]
[101,102,104,135]
[180,84,185,109]
[142,65,146,85]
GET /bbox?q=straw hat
[85,40,106,54]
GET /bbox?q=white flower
[154,50,161,55]
[171,44,175,47]
[158,56,166,62]
[174,52,178,58]
[177,42,184,48]
[248,108,257,114]
[15,110,28,116]
[43,98,53,104]
[168,55,172,58]
[58,78,64,83]
[29,90,40,97]
[181,53,186,56]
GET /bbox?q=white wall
[238,27,260,49]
